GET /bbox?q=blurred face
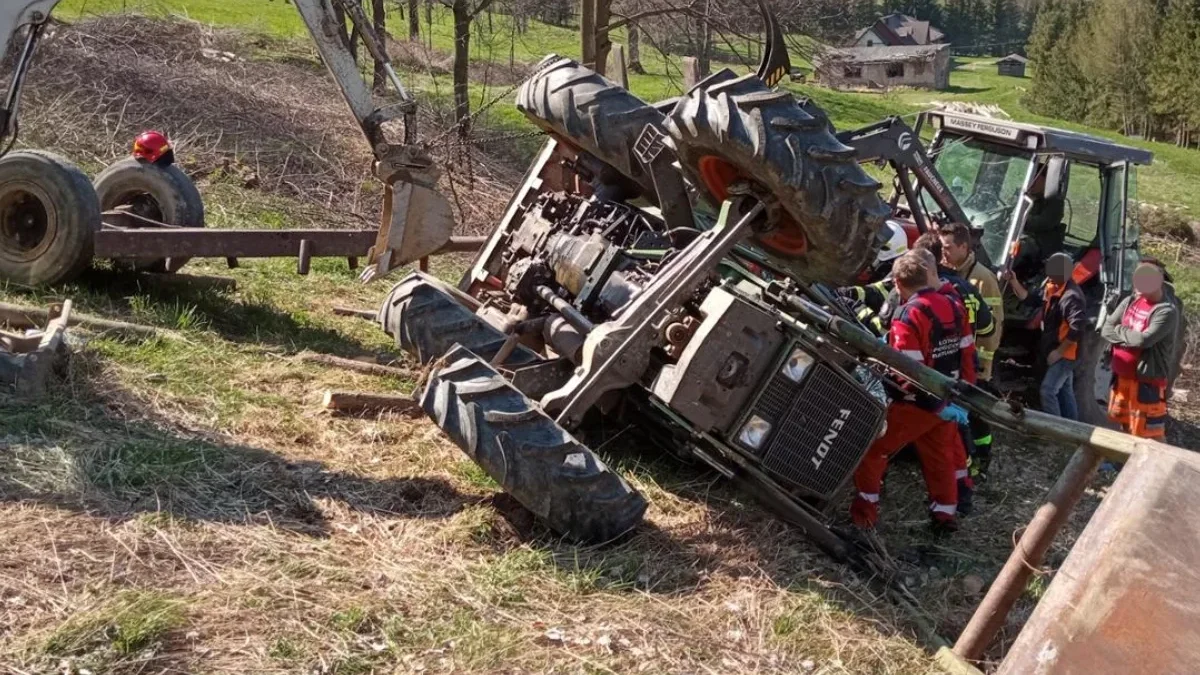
[1134,266,1164,296]
[940,234,969,267]
[1045,255,1071,283]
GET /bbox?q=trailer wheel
[424,346,647,543]
[665,72,891,285]
[94,158,204,273]
[0,150,100,287]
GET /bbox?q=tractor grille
[757,364,883,499]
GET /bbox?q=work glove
[850,495,879,529]
[939,404,969,425]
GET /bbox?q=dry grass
[1,13,1195,675]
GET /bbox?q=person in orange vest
[1005,253,1087,420]
[851,251,976,534]
[1102,262,1180,439]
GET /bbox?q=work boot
[930,512,959,536]
[850,493,880,529]
[957,477,975,517]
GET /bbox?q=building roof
[816,44,948,66]
[996,53,1029,64]
[855,13,945,46]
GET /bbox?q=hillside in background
[54,0,1200,219]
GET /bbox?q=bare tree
[409,0,420,38]
[372,0,388,91]
[583,0,698,76]
[441,0,497,139]
[627,21,644,73]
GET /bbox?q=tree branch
[468,0,496,21]
[602,2,699,34]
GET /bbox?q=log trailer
[0,0,469,288]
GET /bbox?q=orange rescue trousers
[852,402,963,528]
[1108,375,1168,440]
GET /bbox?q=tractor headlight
[781,348,815,383]
[737,415,772,450]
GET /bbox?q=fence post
[609,43,628,89]
[683,57,701,89]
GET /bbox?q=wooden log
[297,351,412,378]
[322,390,420,415]
[331,306,378,321]
[0,302,161,338]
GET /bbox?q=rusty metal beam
[952,445,1105,663]
[94,229,486,261]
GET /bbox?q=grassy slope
[2,4,1197,672]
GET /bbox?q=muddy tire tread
[665,71,890,284]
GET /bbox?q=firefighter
[1102,262,1180,440]
[851,251,976,534]
[1006,253,1087,420]
[841,232,994,346]
[839,221,908,336]
[939,222,1002,482]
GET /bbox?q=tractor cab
[918,111,1151,298]
[911,111,1157,421]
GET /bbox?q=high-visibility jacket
[953,253,1003,380]
[891,287,977,411]
[841,269,994,343]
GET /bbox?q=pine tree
[1078,0,1158,135]
[1149,0,1197,143]
[1025,0,1089,121]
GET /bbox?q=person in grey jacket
[1102,262,1180,439]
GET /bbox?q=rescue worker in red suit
[852,251,976,533]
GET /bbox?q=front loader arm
[0,1,59,144]
[836,117,971,232]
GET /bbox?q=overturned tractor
[379,20,900,556]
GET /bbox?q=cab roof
[925,110,1154,166]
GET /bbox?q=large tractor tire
[94,158,205,273]
[517,55,668,201]
[379,272,540,367]
[665,71,890,285]
[425,346,647,542]
[0,150,101,287]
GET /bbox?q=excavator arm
[0,0,453,279]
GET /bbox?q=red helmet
[132,130,173,165]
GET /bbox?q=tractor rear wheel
[424,346,647,542]
[665,71,891,285]
[94,158,205,273]
[0,150,100,287]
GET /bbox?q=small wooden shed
[997,54,1028,78]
